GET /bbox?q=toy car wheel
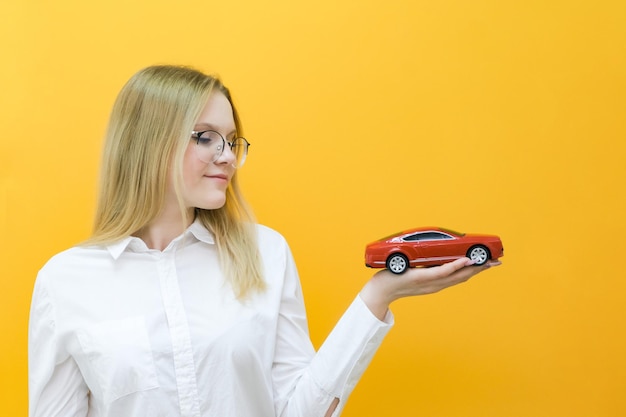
[467,245,490,266]
[386,254,409,274]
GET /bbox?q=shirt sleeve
[272,243,394,417]
[28,270,89,417]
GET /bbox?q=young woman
[28,65,500,417]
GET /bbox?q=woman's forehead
[195,93,236,131]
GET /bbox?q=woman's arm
[29,272,89,417]
[272,237,500,417]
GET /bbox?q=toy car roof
[379,227,466,240]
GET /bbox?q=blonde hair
[87,65,264,297]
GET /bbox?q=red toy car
[365,227,503,274]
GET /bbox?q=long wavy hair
[86,65,264,297]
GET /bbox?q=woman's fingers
[361,258,502,319]
[393,257,501,297]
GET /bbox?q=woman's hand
[360,258,502,320]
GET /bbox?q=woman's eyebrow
[193,122,218,130]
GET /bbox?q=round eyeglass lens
[194,131,225,163]
[231,138,249,168]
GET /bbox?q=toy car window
[413,232,454,241]
[419,232,443,240]
[403,233,422,241]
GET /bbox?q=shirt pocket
[77,316,159,403]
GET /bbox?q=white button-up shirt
[29,221,393,417]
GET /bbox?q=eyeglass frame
[190,129,251,168]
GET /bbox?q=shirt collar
[105,218,215,260]
[187,218,215,245]
[106,237,135,260]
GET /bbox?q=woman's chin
[196,197,227,210]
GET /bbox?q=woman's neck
[134,203,194,251]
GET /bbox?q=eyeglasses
[190,130,250,168]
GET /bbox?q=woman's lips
[205,174,228,182]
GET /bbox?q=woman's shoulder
[255,224,288,246]
[39,244,111,275]
[254,224,296,265]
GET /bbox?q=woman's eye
[197,137,212,145]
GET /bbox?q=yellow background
[2,0,625,415]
